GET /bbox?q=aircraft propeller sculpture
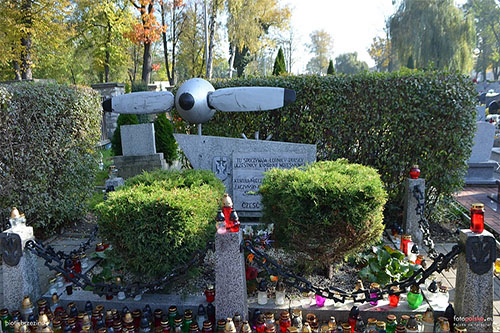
[102,78,296,134]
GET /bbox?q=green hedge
[260,159,387,276]
[95,169,224,278]
[173,72,476,220]
[0,82,101,236]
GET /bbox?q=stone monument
[465,122,498,185]
[476,105,486,121]
[402,177,425,246]
[175,134,316,216]
[454,229,495,332]
[91,82,125,141]
[1,208,41,311]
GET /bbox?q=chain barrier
[412,184,438,259]
[25,237,214,299]
[242,240,461,304]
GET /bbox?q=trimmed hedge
[260,159,387,276]
[95,169,224,278]
[173,72,476,220]
[0,82,101,235]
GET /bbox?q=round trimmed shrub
[95,169,225,278]
[260,159,387,278]
[0,82,101,236]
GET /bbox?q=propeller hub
[178,93,195,110]
[175,78,215,124]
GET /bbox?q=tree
[226,0,291,77]
[272,47,286,75]
[73,0,134,83]
[154,113,178,164]
[0,0,71,81]
[160,0,187,86]
[327,59,334,74]
[305,29,333,75]
[407,55,415,69]
[206,0,224,79]
[389,0,475,74]
[176,1,205,81]
[465,0,500,80]
[334,52,368,74]
[127,0,166,84]
[368,36,394,72]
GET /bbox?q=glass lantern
[257,281,268,305]
[470,203,485,233]
[275,282,286,306]
[409,165,421,179]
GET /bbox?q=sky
[284,0,467,73]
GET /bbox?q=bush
[154,113,178,164]
[259,159,387,278]
[0,82,101,236]
[111,114,139,156]
[173,72,476,222]
[95,169,225,278]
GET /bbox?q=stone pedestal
[2,226,41,312]
[113,153,167,179]
[91,82,125,140]
[455,229,495,332]
[403,178,425,246]
[215,231,248,321]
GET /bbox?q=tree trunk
[142,42,152,84]
[12,61,21,80]
[328,262,335,280]
[229,44,236,78]
[206,0,218,79]
[104,21,112,83]
[161,4,173,85]
[20,0,33,80]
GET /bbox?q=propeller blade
[102,91,174,114]
[208,87,295,112]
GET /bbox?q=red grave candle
[401,234,412,255]
[409,165,421,179]
[470,203,485,233]
[222,194,233,230]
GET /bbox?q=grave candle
[407,284,424,309]
[202,320,213,333]
[470,203,484,233]
[20,296,34,321]
[204,285,215,303]
[240,321,251,333]
[369,283,380,306]
[275,282,286,306]
[401,235,412,255]
[257,281,268,305]
[388,286,400,307]
[409,165,420,179]
[279,312,291,333]
[315,294,326,307]
[197,305,206,330]
[385,315,397,333]
[348,306,359,333]
[229,211,240,233]
[216,211,226,234]
[222,194,233,230]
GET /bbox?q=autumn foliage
[125,0,166,45]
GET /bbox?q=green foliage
[327,60,335,74]
[111,113,139,156]
[272,47,287,76]
[173,73,476,222]
[359,246,421,287]
[95,169,225,278]
[259,159,387,272]
[0,82,101,236]
[131,82,152,123]
[389,0,475,74]
[335,52,369,74]
[154,113,178,164]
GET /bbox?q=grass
[87,148,114,212]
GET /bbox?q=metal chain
[26,238,214,298]
[242,240,461,304]
[412,184,438,259]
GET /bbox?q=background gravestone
[465,121,498,185]
[476,105,486,121]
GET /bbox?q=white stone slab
[121,123,156,156]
